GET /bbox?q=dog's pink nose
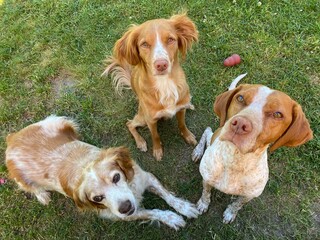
[230,117,252,135]
[154,59,168,72]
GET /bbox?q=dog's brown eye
[167,37,175,44]
[273,112,283,119]
[113,173,120,183]
[141,42,150,48]
[236,95,244,103]
[93,195,104,202]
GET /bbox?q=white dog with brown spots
[192,74,313,223]
[5,116,199,230]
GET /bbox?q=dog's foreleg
[196,180,212,214]
[127,109,147,152]
[123,209,186,230]
[146,121,163,161]
[223,196,252,224]
[176,109,197,146]
[192,127,213,162]
[146,173,199,218]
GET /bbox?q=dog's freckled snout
[231,117,252,135]
[119,200,134,215]
[154,59,168,72]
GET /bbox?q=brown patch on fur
[99,147,135,182]
[72,174,108,211]
[74,192,108,211]
[270,103,313,152]
[169,13,198,60]
[6,160,32,190]
[114,147,135,182]
[214,87,242,127]
[59,172,73,198]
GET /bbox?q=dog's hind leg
[192,127,213,162]
[146,172,199,218]
[127,106,147,152]
[34,189,51,205]
[16,180,51,205]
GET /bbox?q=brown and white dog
[5,116,199,230]
[103,13,198,161]
[192,74,313,223]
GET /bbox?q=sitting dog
[5,116,199,230]
[103,13,198,161]
[192,74,313,223]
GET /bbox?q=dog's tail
[228,73,247,90]
[102,57,132,95]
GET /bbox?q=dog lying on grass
[5,116,199,230]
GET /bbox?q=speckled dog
[192,74,313,223]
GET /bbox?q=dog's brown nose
[154,59,168,72]
[230,116,252,135]
[119,200,134,215]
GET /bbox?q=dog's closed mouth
[127,207,135,216]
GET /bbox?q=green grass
[0,0,319,239]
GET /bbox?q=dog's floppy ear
[73,189,89,211]
[214,86,242,127]
[72,179,92,211]
[170,13,198,59]
[113,147,135,182]
[270,103,313,152]
[73,180,107,211]
[114,25,140,65]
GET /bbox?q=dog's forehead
[265,90,294,112]
[139,19,176,38]
[234,84,269,104]
[237,84,294,113]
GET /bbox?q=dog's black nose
[119,200,134,215]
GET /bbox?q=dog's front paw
[196,198,209,214]
[136,139,147,152]
[174,200,199,219]
[161,211,186,230]
[153,147,163,161]
[192,144,204,162]
[223,207,238,224]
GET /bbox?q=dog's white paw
[223,207,237,224]
[196,198,209,214]
[161,211,186,230]
[174,200,199,219]
[191,145,204,162]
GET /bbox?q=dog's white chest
[154,76,179,106]
[199,138,269,198]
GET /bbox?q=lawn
[0,0,319,239]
